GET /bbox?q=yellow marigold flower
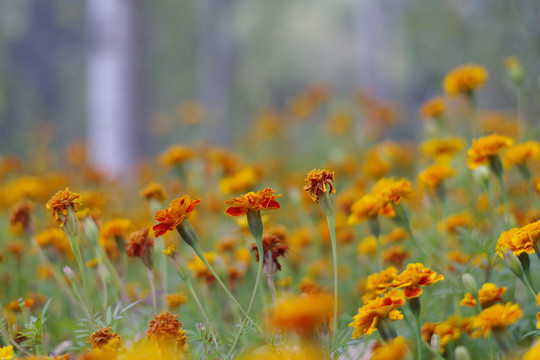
[348,194,394,225]
[371,336,410,360]
[303,169,336,202]
[35,228,72,257]
[372,178,413,205]
[443,63,488,96]
[503,141,540,167]
[188,252,220,284]
[536,292,540,329]
[86,258,99,268]
[162,244,177,257]
[460,283,506,308]
[267,292,333,337]
[276,275,291,288]
[153,195,201,237]
[391,263,444,299]
[357,235,377,256]
[523,340,540,360]
[473,302,522,338]
[349,289,405,338]
[158,145,195,167]
[100,219,131,239]
[417,164,455,189]
[362,150,390,179]
[166,292,187,309]
[219,167,259,195]
[384,228,408,243]
[421,320,460,354]
[420,137,465,161]
[0,345,13,360]
[146,311,186,350]
[466,134,514,169]
[234,247,251,264]
[419,96,445,120]
[140,182,167,202]
[441,212,473,235]
[87,327,121,350]
[46,188,82,225]
[238,344,326,360]
[495,228,523,257]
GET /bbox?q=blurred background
[0,0,539,177]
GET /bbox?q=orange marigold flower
[303,169,336,202]
[158,145,196,167]
[466,134,514,169]
[267,292,334,337]
[510,220,540,255]
[224,187,281,217]
[473,302,522,338]
[417,164,455,189]
[146,311,184,345]
[503,141,540,167]
[391,263,444,299]
[443,63,488,96]
[348,194,394,225]
[251,233,288,271]
[383,246,410,269]
[421,320,460,354]
[349,289,405,338]
[46,188,82,225]
[441,212,473,235]
[87,327,121,350]
[140,182,167,202]
[166,292,187,309]
[419,96,445,120]
[460,283,507,308]
[524,340,540,360]
[371,336,410,360]
[153,195,202,237]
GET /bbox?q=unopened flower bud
[462,273,478,295]
[503,249,524,279]
[430,334,441,354]
[63,266,75,279]
[455,346,471,360]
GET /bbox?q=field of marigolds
[2,60,540,360]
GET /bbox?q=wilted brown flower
[251,233,289,272]
[46,188,82,225]
[304,169,336,202]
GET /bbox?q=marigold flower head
[510,220,540,255]
[364,266,398,299]
[371,336,410,360]
[166,292,187,309]
[162,244,177,257]
[224,188,280,217]
[267,292,334,337]
[419,96,445,120]
[158,145,195,167]
[348,194,394,225]
[524,340,540,360]
[0,345,13,360]
[441,212,473,235]
[251,233,288,272]
[473,302,522,338]
[303,169,336,202]
[420,137,465,161]
[146,311,184,346]
[100,219,131,240]
[383,245,410,268]
[467,134,514,169]
[140,182,167,202]
[219,167,259,195]
[443,63,488,96]
[153,195,201,237]
[87,327,121,350]
[349,289,405,338]
[503,141,540,168]
[417,164,456,189]
[460,283,507,308]
[421,320,460,354]
[372,178,413,205]
[46,188,82,225]
[391,263,444,299]
[125,228,154,258]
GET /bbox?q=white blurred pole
[86,0,144,177]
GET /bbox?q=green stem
[326,214,339,353]
[414,312,423,360]
[147,269,157,314]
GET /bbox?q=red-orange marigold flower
[391,263,444,299]
[153,195,201,237]
[125,228,154,258]
[87,327,121,350]
[224,187,281,217]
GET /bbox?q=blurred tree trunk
[86,0,146,177]
[197,0,234,146]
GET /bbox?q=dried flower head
[251,233,288,272]
[146,311,186,349]
[46,188,82,225]
[125,228,154,258]
[224,188,281,216]
[87,327,121,350]
[303,169,336,202]
[9,201,34,232]
[153,195,201,237]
